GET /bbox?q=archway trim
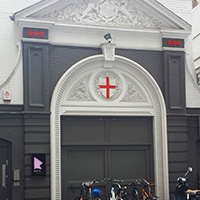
[50,54,169,200]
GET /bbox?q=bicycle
[125,180,141,200]
[74,179,102,200]
[104,178,127,200]
[73,178,158,200]
[138,179,158,200]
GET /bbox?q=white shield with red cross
[95,73,120,100]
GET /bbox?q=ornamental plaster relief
[94,71,121,101]
[34,0,167,29]
[67,70,147,103]
[69,82,91,101]
[122,83,146,102]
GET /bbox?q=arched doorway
[50,54,169,200]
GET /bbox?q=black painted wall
[23,42,186,114]
[0,105,24,200]
[19,42,200,200]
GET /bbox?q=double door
[61,116,154,199]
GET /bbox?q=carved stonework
[123,83,146,102]
[69,82,90,100]
[37,0,165,29]
[94,72,121,100]
[101,43,116,61]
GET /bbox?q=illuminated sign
[23,27,48,39]
[31,154,46,176]
[162,38,184,48]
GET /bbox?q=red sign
[162,38,184,48]
[23,27,48,39]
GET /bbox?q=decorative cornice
[14,0,191,50]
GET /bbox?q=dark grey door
[0,140,11,200]
[61,116,154,200]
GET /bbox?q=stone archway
[50,51,169,200]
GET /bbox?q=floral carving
[38,0,165,29]
[123,83,145,102]
[69,82,90,100]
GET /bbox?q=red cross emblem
[99,77,116,99]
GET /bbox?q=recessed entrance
[50,55,169,200]
[61,116,154,199]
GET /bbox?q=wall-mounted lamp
[104,33,112,43]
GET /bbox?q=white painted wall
[185,3,200,108]
[0,0,21,104]
[192,4,200,73]
[0,0,39,104]
[156,0,192,23]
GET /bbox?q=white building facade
[0,1,200,200]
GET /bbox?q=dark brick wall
[115,48,165,93]
[167,115,189,199]
[24,112,50,200]
[49,45,102,96]
[168,114,200,199]
[0,105,24,200]
[20,42,199,200]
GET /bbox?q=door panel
[109,147,151,180]
[61,117,105,145]
[109,117,153,144]
[62,147,107,200]
[61,116,153,200]
[0,140,11,200]
[65,148,106,182]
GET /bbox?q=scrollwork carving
[69,82,90,100]
[37,0,165,29]
[123,83,145,102]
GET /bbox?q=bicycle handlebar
[103,178,124,183]
[82,179,100,187]
[142,179,150,185]
[103,178,124,189]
